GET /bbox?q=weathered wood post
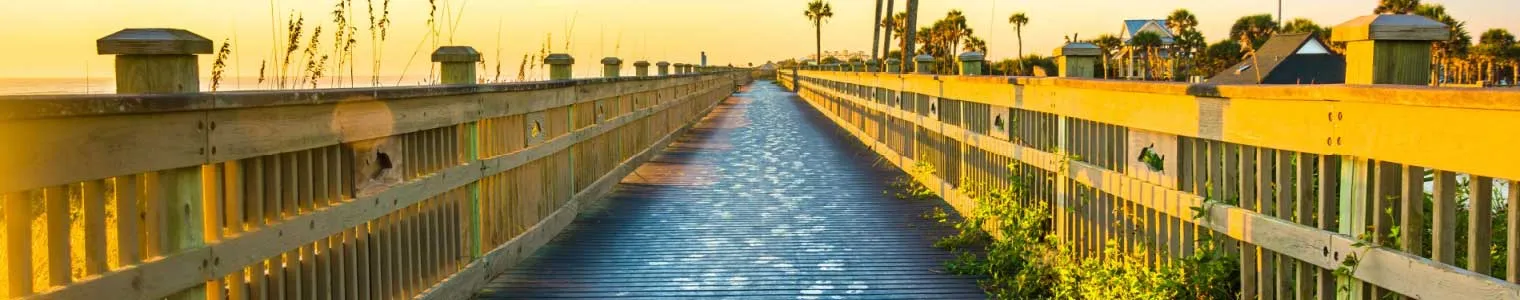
[1327,14,1447,300]
[634,61,651,77]
[866,59,881,72]
[886,58,902,73]
[98,28,213,299]
[958,52,984,76]
[1055,42,1100,78]
[657,61,671,76]
[675,63,686,74]
[432,46,481,84]
[1332,14,1447,85]
[100,28,213,93]
[601,57,623,78]
[914,54,936,75]
[545,53,575,80]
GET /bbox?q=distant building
[1207,33,1345,85]
[807,50,868,62]
[1118,19,1175,79]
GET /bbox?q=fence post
[432,46,481,84]
[432,46,484,262]
[1332,14,1447,85]
[1055,42,1100,78]
[886,58,902,73]
[657,62,671,76]
[545,53,575,80]
[99,28,213,300]
[1328,14,1446,300]
[601,57,623,78]
[958,52,984,76]
[634,61,651,77]
[914,54,936,75]
[866,59,881,72]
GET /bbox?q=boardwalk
[475,81,986,299]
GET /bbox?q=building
[1207,33,1344,84]
[807,50,868,63]
[1117,19,1175,79]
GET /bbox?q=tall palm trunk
[815,20,822,65]
[1016,29,1024,59]
[871,0,883,62]
[883,0,895,63]
[902,0,919,73]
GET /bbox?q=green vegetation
[891,163,1241,299]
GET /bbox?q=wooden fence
[789,69,1520,299]
[0,65,749,299]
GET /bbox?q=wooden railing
[0,67,749,299]
[791,69,1520,299]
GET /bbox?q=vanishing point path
[474,81,986,299]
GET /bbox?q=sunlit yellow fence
[0,65,748,299]
[791,69,1520,299]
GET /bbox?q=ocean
[0,76,453,96]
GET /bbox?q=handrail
[0,69,752,299]
[793,69,1520,299]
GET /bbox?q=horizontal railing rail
[792,69,1520,299]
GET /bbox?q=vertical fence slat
[45,186,72,286]
[1317,155,1340,300]
[1432,170,1458,264]
[1295,153,1316,300]
[83,180,108,275]
[1469,176,1494,275]
[5,192,33,297]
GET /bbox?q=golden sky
[0,0,1516,81]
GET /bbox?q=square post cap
[914,54,936,63]
[431,46,481,62]
[866,59,881,64]
[634,61,650,67]
[957,51,985,62]
[657,61,670,67]
[1053,42,1101,57]
[98,28,212,55]
[885,58,901,64]
[1332,14,1449,42]
[544,53,575,65]
[601,57,623,65]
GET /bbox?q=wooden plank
[1432,170,1458,264]
[1273,149,1293,297]
[1510,180,1520,283]
[45,186,72,286]
[1317,155,1340,300]
[83,180,108,275]
[1238,146,1258,300]
[5,192,33,297]
[0,112,207,195]
[115,175,142,267]
[1470,176,1494,275]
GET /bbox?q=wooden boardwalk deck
[474,81,985,299]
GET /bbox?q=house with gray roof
[1207,33,1345,84]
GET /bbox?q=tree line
[798,0,1518,85]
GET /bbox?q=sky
[0,0,1517,82]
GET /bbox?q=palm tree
[886,12,908,61]
[1166,9,1198,34]
[945,10,972,58]
[1008,13,1030,59]
[1091,34,1122,79]
[1230,14,1278,49]
[964,36,987,53]
[1201,40,1244,76]
[1415,4,1472,84]
[1477,29,1515,84]
[804,0,834,64]
[872,0,884,62]
[1131,31,1164,80]
[1374,0,1421,14]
